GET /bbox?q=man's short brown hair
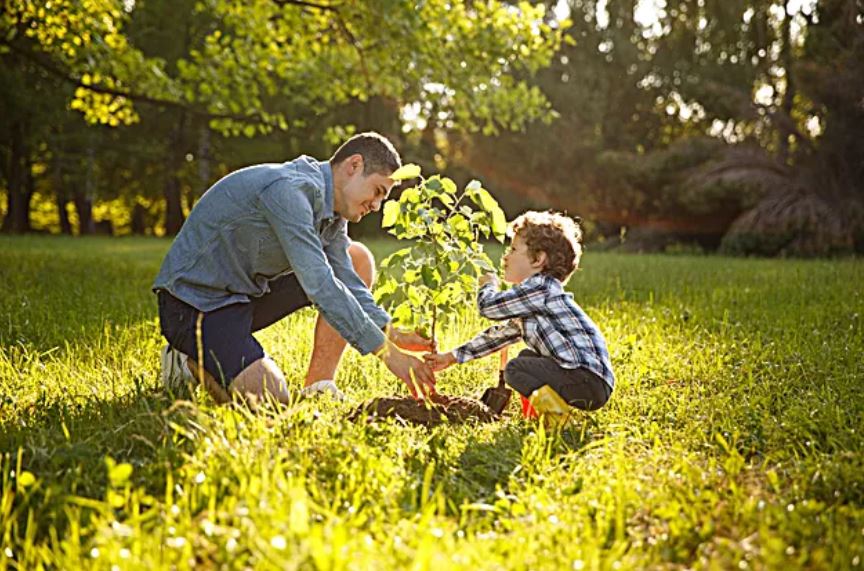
[330,132,401,176]
[510,210,583,283]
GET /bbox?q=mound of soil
[349,394,498,427]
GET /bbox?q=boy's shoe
[528,385,573,427]
[160,344,194,394]
[300,380,346,401]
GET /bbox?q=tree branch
[271,0,339,12]
[2,39,275,126]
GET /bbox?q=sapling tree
[375,164,507,345]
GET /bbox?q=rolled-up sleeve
[258,179,386,354]
[325,231,392,330]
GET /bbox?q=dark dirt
[349,394,499,427]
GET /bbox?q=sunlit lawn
[1,235,862,570]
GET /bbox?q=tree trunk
[1,121,32,234]
[130,203,147,235]
[57,192,72,235]
[778,2,796,164]
[163,111,188,235]
[52,147,73,235]
[22,155,35,232]
[75,144,97,235]
[73,182,94,235]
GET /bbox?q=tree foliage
[1,0,564,234]
[458,0,863,254]
[2,0,563,135]
[375,164,506,342]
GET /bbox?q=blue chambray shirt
[152,155,391,355]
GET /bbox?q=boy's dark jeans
[504,349,612,411]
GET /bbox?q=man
[153,132,436,405]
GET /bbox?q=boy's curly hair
[510,210,583,282]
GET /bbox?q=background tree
[1,0,563,234]
[455,0,862,255]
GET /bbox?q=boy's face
[502,234,545,284]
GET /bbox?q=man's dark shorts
[157,273,311,388]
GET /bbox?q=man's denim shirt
[153,156,390,355]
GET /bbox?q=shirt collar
[319,160,335,219]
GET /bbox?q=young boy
[424,210,615,414]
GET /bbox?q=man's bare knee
[229,357,291,406]
[348,241,375,287]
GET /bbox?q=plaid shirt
[453,273,615,390]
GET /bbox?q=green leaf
[425,177,443,191]
[381,201,400,228]
[476,188,499,212]
[491,206,507,241]
[390,163,421,181]
[393,304,413,325]
[421,266,440,289]
[449,214,469,233]
[441,177,457,195]
[407,285,423,306]
[401,188,421,204]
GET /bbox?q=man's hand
[387,326,437,353]
[423,351,457,372]
[479,272,499,288]
[377,341,436,399]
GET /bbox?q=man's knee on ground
[348,241,375,286]
[230,356,287,395]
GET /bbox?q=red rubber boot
[521,395,538,419]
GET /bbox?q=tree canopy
[2,0,862,256]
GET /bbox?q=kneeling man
[153,132,435,405]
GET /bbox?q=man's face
[340,164,395,223]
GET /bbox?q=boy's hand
[479,272,499,287]
[388,327,437,353]
[423,351,457,372]
[376,341,437,399]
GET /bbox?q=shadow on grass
[397,415,600,515]
[2,385,201,537]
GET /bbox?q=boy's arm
[452,321,522,364]
[476,276,547,321]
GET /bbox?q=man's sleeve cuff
[355,321,388,355]
[373,311,392,331]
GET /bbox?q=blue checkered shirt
[453,273,615,390]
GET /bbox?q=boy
[424,210,614,415]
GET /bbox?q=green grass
[1,235,862,570]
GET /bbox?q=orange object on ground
[520,395,538,418]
